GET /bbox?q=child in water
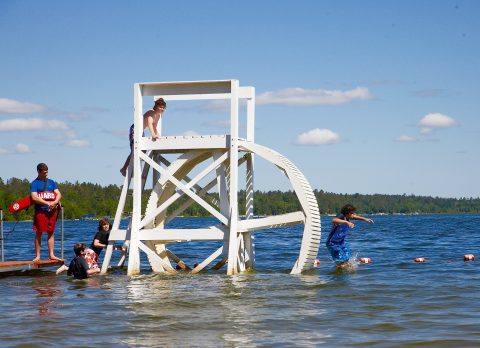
[64,243,100,279]
[326,204,374,268]
[56,218,123,275]
[85,218,123,270]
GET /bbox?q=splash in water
[336,253,359,271]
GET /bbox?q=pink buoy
[414,257,426,263]
[313,259,321,267]
[464,254,475,261]
[360,257,372,264]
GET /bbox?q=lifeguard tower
[101,80,321,276]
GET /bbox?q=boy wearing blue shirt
[30,162,62,261]
[326,204,374,267]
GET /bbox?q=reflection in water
[220,275,261,346]
[33,277,64,318]
[117,271,334,346]
[120,274,180,346]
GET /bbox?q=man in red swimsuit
[30,163,62,261]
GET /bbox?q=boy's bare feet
[32,257,40,262]
[49,255,62,261]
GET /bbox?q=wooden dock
[0,259,64,273]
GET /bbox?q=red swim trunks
[85,248,100,270]
[33,210,58,233]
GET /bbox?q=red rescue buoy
[464,254,475,261]
[313,259,321,267]
[414,257,426,263]
[360,257,372,264]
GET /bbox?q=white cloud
[14,143,31,153]
[418,113,458,128]
[0,98,46,113]
[0,118,69,131]
[65,139,90,147]
[395,135,418,142]
[257,87,373,106]
[397,113,458,143]
[0,143,32,155]
[419,127,432,135]
[296,128,340,145]
[198,86,373,112]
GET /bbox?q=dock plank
[0,259,64,273]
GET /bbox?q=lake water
[0,214,479,347]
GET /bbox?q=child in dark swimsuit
[58,243,100,279]
[84,218,123,270]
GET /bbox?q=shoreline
[3,211,480,224]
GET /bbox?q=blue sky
[1,1,479,198]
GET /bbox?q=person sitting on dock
[61,243,100,280]
[30,162,62,261]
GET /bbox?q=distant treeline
[1,177,479,222]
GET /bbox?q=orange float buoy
[414,257,426,263]
[313,259,321,267]
[360,257,372,264]
[464,254,475,261]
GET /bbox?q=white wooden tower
[101,80,321,276]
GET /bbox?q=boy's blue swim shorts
[327,242,352,263]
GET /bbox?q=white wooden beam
[227,80,240,275]
[244,153,255,269]
[139,135,229,151]
[164,178,218,225]
[139,228,225,241]
[139,151,229,226]
[137,241,177,274]
[154,86,254,101]
[101,161,132,274]
[191,246,224,274]
[110,227,224,242]
[141,80,232,97]
[140,151,228,229]
[127,83,143,275]
[238,211,305,231]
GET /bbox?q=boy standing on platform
[30,162,62,261]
